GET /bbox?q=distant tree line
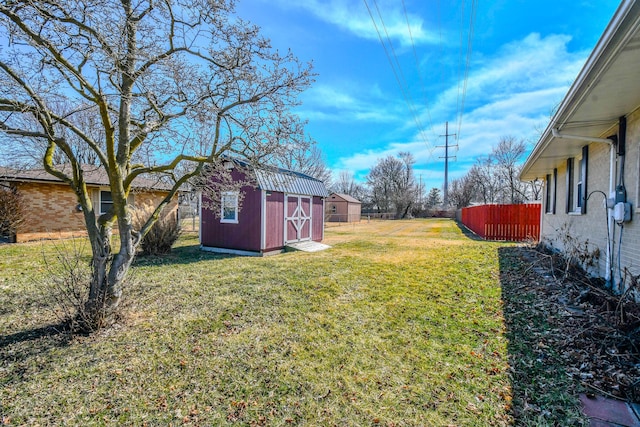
[447,136,542,209]
[327,135,542,218]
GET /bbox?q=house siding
[14,181,86,242]
[12,182,177,242]
[540,109,640,283]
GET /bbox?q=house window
[565,158,574,213]
[99,190,134,214]
[100,190,113,214]
[221,191,239,223]
[579,145,588,214]
[544,168,557,214]
[565,146,589,214]
[331,205,337,214]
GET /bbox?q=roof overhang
[520,0,640,181]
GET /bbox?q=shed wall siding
[312,196,324,241]
[200,185,262,252]
[264,192,284,251]
[347,203,362,222]
[540,109,640,284]
[326,199,361,222]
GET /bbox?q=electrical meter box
[613,202,632,223]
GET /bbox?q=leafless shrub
[0,186,25,241]
[547,223,601,278]
[41,238,128,333]
[133,207,181,256]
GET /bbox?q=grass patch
[0,219,585,425]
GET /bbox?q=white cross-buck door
[285,195,312,243]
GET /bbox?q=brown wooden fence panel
[460,204,540,241]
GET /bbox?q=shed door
[285,195,312,243]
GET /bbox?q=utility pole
[438,122,457,207]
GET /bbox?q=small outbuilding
[200,160,329,256]
[326,193,362,222]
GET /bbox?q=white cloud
[336,32,589,183]
[298,83,404,123]
[267,0,439,47]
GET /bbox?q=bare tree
[492,136,528,204]
[448,175,475,209]
[332,170,367,201]
[0,0,313,329]
[270,142,332,185]
[467,161,498,204]
[366,152,418,218]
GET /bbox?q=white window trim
[220,191,239,224]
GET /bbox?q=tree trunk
[82,215,135,330]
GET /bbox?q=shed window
[331,205,337,214]
[221,191,239,223]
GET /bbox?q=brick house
[520,0,640,295]
[0,164,179,242]
[326,193,361,222]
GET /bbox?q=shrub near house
[0,185,26,242]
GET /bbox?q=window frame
[565,158,574,214]
[544,168,557,214]
[565,145,588,215]
[100,190,114,215]
[220,191,239,224]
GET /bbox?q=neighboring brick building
[520,1,640,297]
[326,193,361,223]
[0,165,179,242]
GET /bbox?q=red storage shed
[200,161,329,256]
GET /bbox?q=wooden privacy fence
[460,204,541,241]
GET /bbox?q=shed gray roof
[329,193,361,204]
[229,158,329,197]
[254,167,329,198]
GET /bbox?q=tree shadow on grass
[0,321,73,375]
[497,245,588,426]
[132,241,241,268]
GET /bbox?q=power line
[401,0,437,142]
[455,0,477,143]
[362,0,435,156]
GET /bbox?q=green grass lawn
[0,219,585,425]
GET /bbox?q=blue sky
[236,0,621,190]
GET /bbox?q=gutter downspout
[551,129,616,284]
